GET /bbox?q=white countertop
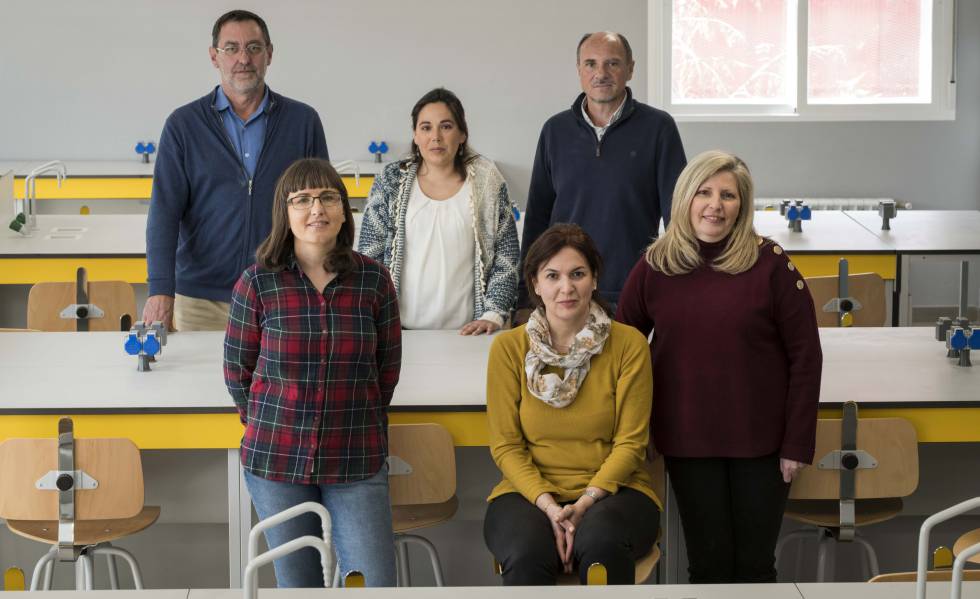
[0,214,148,256]
[0,214,364,257]
[0,161,29,176]
[187,583,803,599]
[23,592,188,599]
[0,327,975,413]
[846,210,980,253]
[0,329,493,412]
[797,581,980,599]
[5,160,386,178]
[18,582,980,598]
[754,211,893,253]
[818,327,979,407]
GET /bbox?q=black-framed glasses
[287,191,343,210]
[214,42,268,57]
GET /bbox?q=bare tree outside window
[671,0,791,104]
[809,0,928,103]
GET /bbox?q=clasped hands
[536,489,605,574]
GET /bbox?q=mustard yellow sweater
[486,321,660,508]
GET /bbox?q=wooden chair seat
[785,498,903,528]
[0,422,158,591]
[554,543,661,585]
[6,506,160,545]
[388,423,457,586]
[870,569,980,582]
[955,529,980,565]
[392,496,458,534]
[548,459,665,585]
[635,544,661,582]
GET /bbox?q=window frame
[647,0,956,122]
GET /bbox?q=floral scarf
[524,302,611,408]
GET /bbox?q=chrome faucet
[332,160,361,188]
[22,160,67,231]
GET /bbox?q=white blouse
[399,178,475,329]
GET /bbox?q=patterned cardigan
[357,156,519,326]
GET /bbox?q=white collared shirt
[581,95,627,142]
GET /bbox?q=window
[648,0,955,120]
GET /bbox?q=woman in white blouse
[358,88,519,334]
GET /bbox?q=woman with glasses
[358,87,519,334]
[224,158,400,587]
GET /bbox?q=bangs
[278,159,347,200]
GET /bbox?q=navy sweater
[521,88,686,304]
[146,86,329,301]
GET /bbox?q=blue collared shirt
[215,85,269,179]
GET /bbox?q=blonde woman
[616,150,822,584]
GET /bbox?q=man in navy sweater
[520,32,686,308]
[144,9,329,330]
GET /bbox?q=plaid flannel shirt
[224,253,401,484]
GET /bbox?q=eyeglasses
[287,191,343,210]
[214,42,268,57]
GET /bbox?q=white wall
[1,1,978,312]
[1,0,978,314]
[2,0,977,215]
[0,0,648,209]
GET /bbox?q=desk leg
[227,449,250,588]
[899,254,912,326]
[885,279,896,327]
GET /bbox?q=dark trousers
[484,488,660,585]
[665,454,790,584]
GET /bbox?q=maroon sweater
[615,238,822,464]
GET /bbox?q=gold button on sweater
[486,321,661,508]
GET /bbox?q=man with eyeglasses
[145,9,329,331]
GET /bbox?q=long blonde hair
[645,150,759,276]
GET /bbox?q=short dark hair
[255,159,355,279]
[522,223,612,315]
[576,32,633,65]
[410,87,475,181]
[212,10,272,48]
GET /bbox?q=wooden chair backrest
[789,417,918,500]
[27,280,135,332]
[645,454,666,504]
[0,437,144,520]
[387,423,456,506]
[805,272,886,327]
[869,570,980,582]
[954,528,980,559]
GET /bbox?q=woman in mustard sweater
[483,224,660,585]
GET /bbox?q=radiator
[754,198,910,211]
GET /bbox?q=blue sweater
[521,88,686,304]
[146,86,329,301]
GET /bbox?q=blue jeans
[244,465,397,587]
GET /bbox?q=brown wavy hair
[255,158,355,278]
[522,223,612,316]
